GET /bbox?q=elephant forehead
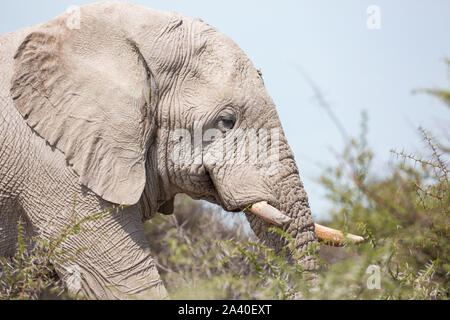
[186,49,266,106]
[167,18,261,86]
[197,38,259,85]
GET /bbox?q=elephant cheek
[208,165,275,211]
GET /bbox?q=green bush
[313,120,448,299]
[145,197,319,299]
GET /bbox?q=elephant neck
[139,127,179,221]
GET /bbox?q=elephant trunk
[245,165,318,270]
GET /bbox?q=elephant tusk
[314,223,365,246]
[246,201,293,226]
[245,202,365,246]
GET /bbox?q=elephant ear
[10,18,158,206]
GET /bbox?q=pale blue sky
[1,1,449,220]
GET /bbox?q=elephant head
[142,15,319,268]
[7,2,354,298]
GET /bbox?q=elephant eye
[217,115,236,132]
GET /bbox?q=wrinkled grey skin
[0,2,316,299]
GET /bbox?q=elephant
[0,2,326,299]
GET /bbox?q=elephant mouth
[190,175,213,183]
[204,168,363,246]
[245,201,365,247]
